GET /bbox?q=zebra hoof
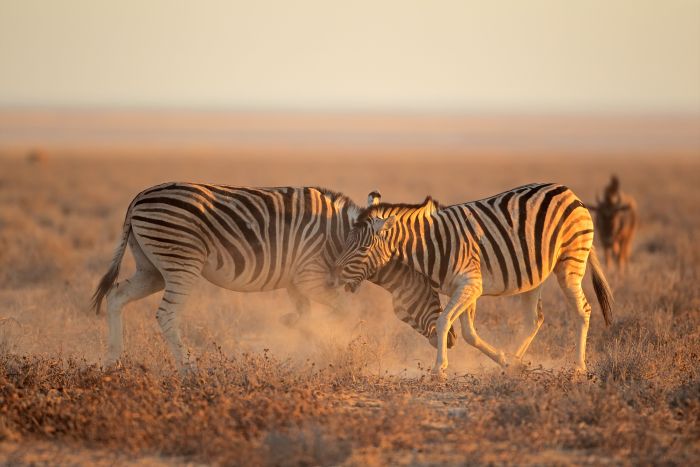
[103,356,123,371]
[280,312,301,328]
[179,361,200,383]
[431,367,447,381]
[503,357,527,375]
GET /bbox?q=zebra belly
[478,254,556,297]
[200,258,292,293]
[480,272,549,297]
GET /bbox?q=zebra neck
[388,210,442,279]
[321,204,357,261]
[389,208,478,287]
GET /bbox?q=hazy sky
[1,1,699,113]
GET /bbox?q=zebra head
[331,215,398,292]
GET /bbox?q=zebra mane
[312,186,361,212]
[356,196,442,223]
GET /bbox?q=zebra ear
[372,215,396,234]
[367,189,382,207]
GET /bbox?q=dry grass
[0,153,699,465]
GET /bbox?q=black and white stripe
[92,183,454,373]
[333,183,613,375]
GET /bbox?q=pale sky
[1,0,699,113]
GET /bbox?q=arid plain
[0,147,699,464]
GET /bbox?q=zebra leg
[458,302,509,368]
[156,276,200,376]
[613,241,622,271]
[555,262,591,372]
[105,237,164,365]
[372,259,456,349]
[434,284,481,376]
[619,237,632,274]
[106,271,164,365]
[514,287,544,361]
[281,285,311,327]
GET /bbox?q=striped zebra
[92,183,455,373]
[590,176,637,273]
[331,183,613,376]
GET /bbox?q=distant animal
[26,149,48,165]
[92,184,455,374]
[331,183,613,376]
[589,176,637,273]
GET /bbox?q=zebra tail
[91,215,132,315]
[588,245,613,326]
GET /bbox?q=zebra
[590,175,637,273]
[331,183,613,376]
[91,183,456,373]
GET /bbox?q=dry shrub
[264,426,351,466]
[1,335,699,465]
[668,378,700,429]
[0,352,331,465]
[0,319,23,355]
[0,219,73,287]
[312,334,376,384]
[595,328,661,384]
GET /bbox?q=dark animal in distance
[589,176,637,273]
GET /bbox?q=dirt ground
[0,152,699,465]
